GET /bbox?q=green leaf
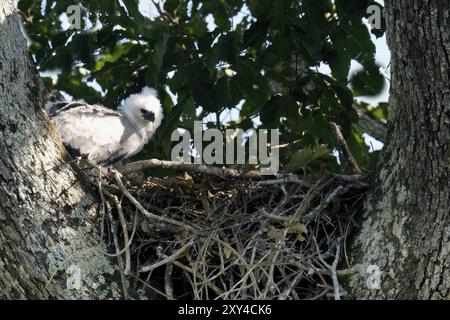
[260,95,283,127]
[191,80,219,112]
[335,0,370,21]
[147,33,170,85]
[346,128,370,170]
[301,0,331,38]
[336,22,375,66]
[183,15,208,39]
[351,65,385,96]
[326,38,351,81]
[232,59,270,109]
[216,76,239,109]
[243,20,268,47]
[286,145,329,172]
[122,0,145,20]
[248,0,271,18]
[95,43,133,71]
[180,95,196,130]
[371,102,388,122]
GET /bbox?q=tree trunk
[0,2,121,299]
[2,0,449,300]
[348,1,450,299]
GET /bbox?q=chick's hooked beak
[140,108,155,122]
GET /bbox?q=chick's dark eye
[140,109,155,122]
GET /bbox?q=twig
[314,267,354,276]
[106,214,138,258]
[294,180,322,219]
[263,188,314,298]
[128,274,169,299]
[331,240,342,300]
[97,167,106,247]
[261,227,293,298]
[259,208,292,223]
[330,122,362,174]
[106,202,128,299]
[150,0,178,24]
[112,171,198,233]
[216,239,261,297]
[279,272,304,300]
[216,251,271,299]
[164,263,175,300]
[312,236,342,300]
[257,174,307,186]
[302,185,350,223]
[171,260,224,296]
[110,194,131,275]
[139,239,194,273]
[308,288,330,300]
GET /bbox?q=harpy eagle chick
[48,87,163,166]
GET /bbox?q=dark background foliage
[19,0,388,173]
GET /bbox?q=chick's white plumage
[48,87,163,166]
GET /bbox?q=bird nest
[100,169,368,300]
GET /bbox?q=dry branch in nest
[94,163,368,300]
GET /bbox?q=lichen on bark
[348,0,450,299]
[0,1,122,299]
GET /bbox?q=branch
[121,158,261,178]
[164,263,175,300]
[302,185,350,223]
[138,239,194,273]
[353,103,387,143]
[331,240,342,300]
[314,267,354,276]
[257,174,309,187]
[150,0,178,24]
[111,195,131,275]
[330,122,362,174]
[98,187,139,259]
[259,208,292,223]
[333,173,367,183]
[105,202,129,299]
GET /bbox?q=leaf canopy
[20,0,388,173]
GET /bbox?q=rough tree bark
[1,0,449,300]
[348,1,450,299]
[0,2,122,299]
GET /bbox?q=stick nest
[102,171,368,300]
